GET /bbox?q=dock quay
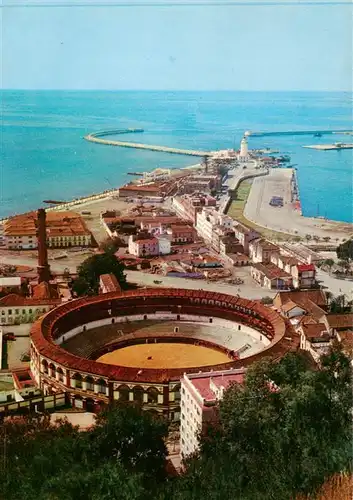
[303,143,353,151]
[245,129,352,138]
[84,128,211,157]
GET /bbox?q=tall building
[180,369,246,459]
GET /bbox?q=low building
[233,222,260,254]
[128,233,171,257]
[180,369,246,459]
[167,224,196,244]
[196,208,234,249]
[299,323,331,362]
[251,263,293,290]
[128,236,159,257]
[273,290,328,328]
[324,314,353,335]
[0,293,60,325]
[279,243,322,265]
[4,211,92,249]
[291,263,316,289]
[99,274,121,294]
[0,370,41,404]
[0,277,22,292]
[219,235,244,256]
[249,238,280,264]
[172,194,217,224]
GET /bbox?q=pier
[245,129,352,138]
[84,128,211,157]
[303,143,353,151]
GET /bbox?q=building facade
[180,369,246,458]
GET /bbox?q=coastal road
[244,169,352,240]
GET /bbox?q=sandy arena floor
[96,343,230,368]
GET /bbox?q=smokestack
[36,208,51,283]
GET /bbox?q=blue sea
[1,90,352,222]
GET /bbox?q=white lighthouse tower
[239,136,249,162]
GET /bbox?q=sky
[1,1,352,91]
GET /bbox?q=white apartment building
[180,369,246,459]
[196,208,234,247]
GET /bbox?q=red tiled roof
[252,263,292,280]
[326,314,353,330]
[0,293,60,307]
[297,264,315,272]
[99,274,121,293]
[191,372,245,402]
[133,238,158,245]
[302,323,328,339]
[32,282,60,300]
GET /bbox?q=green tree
[323,258,335,272]
[0,406,167,500]
[336,239,353,260]
[172,350,353,500]
[72,252,126,296]
[89,404,168,483]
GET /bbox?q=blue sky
[2,1,352,91]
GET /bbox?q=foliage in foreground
[72,252,126,296]
[0,349,352,500]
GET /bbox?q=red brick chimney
[36,208,51,283]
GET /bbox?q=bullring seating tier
[31,288,298,383]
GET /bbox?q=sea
[1,90,352,222]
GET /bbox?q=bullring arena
[30,288,298,420]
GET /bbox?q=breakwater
[246,129,352,137]
[84,128,211,157]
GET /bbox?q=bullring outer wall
[30,288,298,419]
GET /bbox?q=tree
[172,350,353,500]
[100,237,127,255]
[72,253,127,296]
[305,234,312,242]
[89,404,168,483]
[336,239,353,261]
[0,406,167,500]
[324,259,335,273]
[260,296,273,305]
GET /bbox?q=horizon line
[1,88,352,93]
[2,1,352,8]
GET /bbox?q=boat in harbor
[277,155,291,163]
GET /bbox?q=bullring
[30,288,298,420]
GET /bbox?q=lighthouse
[239,136,249,162]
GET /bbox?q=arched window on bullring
[85,376,94,391]
[41,359,48,374]
[48,363,56,377]
[117,384,130,401]
[72,373,83,389]
[147,387,159,404]
[133,386,144,404]
[56,367,64,382]
[97,378,107,395]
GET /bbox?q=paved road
[244,169,352,240]
[0,252,274,300]
[316,269,353,301]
